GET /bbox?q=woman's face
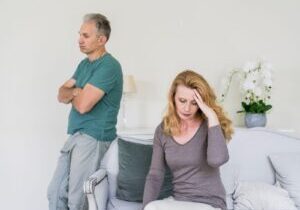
[174,85,199,121]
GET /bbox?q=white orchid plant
[220,60,273,114]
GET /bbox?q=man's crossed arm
[57,79,105,114]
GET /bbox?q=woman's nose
[184,104,190,112]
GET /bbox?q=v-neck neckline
[171,120,205,146]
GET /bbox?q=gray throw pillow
[116,138,173,202]
[269,152,300,209]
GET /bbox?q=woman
[142,70,233,210]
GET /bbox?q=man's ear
[98,35,107,45]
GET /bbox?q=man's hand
[57,78,105,114]
[57,79,76,104]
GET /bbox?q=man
[47,13,123,210]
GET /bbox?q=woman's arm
[192,89,229,167]
[206,125,229,167]
[142,126,166,209]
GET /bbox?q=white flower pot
[245,113,267,128]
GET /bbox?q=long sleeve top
[142,121,229,210]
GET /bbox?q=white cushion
[269,152,300,209]
[101,140,119,198]
[220,162,239,210]
[226,129,300,185]
[108,198,141,210]
[145,196,221,210]
[233,181,297,210]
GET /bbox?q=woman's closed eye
[179,98,197,106]
[179,98,186,103]
[191,101,198,106]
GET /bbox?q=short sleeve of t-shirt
[88,63,120,94]
[72,60,84,80]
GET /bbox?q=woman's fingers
[193,89,210,112]
[193,89,203,103]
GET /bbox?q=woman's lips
[182,113,191,117]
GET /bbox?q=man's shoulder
[98,54,122,79]
[103,53,121,68]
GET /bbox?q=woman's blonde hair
[163,70,234,141]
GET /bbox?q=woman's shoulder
[154,122,169,141]
[154,122,164,135]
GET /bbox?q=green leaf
[239,101,272,113]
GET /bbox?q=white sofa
[84,127,300,210]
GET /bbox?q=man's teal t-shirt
[68,53,123,141]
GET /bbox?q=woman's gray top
[142,121,229,210]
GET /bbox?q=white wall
[0,0,299,209]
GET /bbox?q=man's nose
[78,37,83,44]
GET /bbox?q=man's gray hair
[83,13,111,40]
